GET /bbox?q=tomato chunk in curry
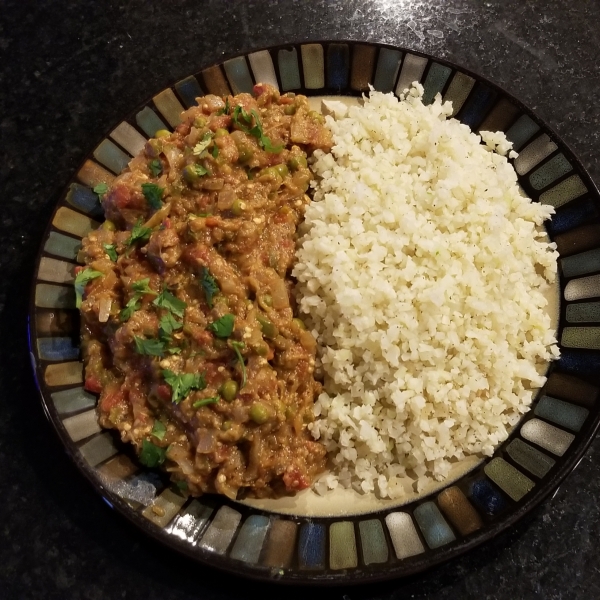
[77,84,331,499]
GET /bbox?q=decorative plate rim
[28,39,600,585]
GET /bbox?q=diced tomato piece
[84,375,103,394]
[156,384,172,402]
[205,217,220,228]
[99,388,125,413]
[283,467,310,491]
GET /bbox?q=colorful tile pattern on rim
[29,41,600,585]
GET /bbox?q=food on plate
[293,85,560,499]
[77,84,332,499]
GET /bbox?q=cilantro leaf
[139,439,166,467]
[151,420,167,440]
[211,144,219,158]
[153,288,187,318]
[127,220,152,248]
[216,97,230,116]
[148,159,163,177]
[131,278,156,296]
[103,243,118,262]
[192,163,209,177]
[159,312,183,337]
[162,369,206,404]
[74,268,103,308]
[133,336,165,357]
[231,340,247,388]
[207,313,235,338]
[232,106,283,153]
[119,299,139,322]
[93,183,109,198]
[141,183,164,210]
[193,396,219,408]
[193,131,214,156]
[199,267,219,308]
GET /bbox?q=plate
[29,41,600,585]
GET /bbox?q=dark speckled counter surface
[2,1,600,598]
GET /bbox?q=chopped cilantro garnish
[139,439,166,468]
[133,336,165,357]
[120,279,157,322]
[132,278,156,296]
[232,105,283,153]
[208,313,234,338]
[119,300,139,322]
[192,163,209,177]
[162,369,206,404]
[153,288,187,318]
[151,420,167,440]
[103,243,118,262]
[127,220,152,249]
[74,268,103,308]
[159,312,183,336]
[93,183,109,199]
[193,396,219,408]
[216,98,230,116]
[193,131,214,156]
[231,341,247,388]
[148,159,163,177]
[141,183,164,210]
[211,144,219,158]
[199,267,219,308]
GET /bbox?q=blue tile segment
[505,114,540,151]
[37,337,80,361]
[557,348,600,377]
[459,82,497,130]
[66,183,103,219]
[298,522,326,569]
[229,515,270,563]
[546,197,598,236]
[175,76,204,108]
[535,395,589,432]
[373,48,403,93]
[469,478,507,515]
[327,43,350,90]
[413,502,456,549]
[561,248,600,278]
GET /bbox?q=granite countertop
[2,1,600,598]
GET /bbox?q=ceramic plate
[29,41,600,585]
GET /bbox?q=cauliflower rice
[293,85,560,499]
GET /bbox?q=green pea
[193,117,207,128]
[238,147,254,163]
[288,155,308,171]
[214,128,229,138]
[155,129,171,139]
[273,163,289,178]
[220,379,238,402]
[308,110,325,124]
[102,220,116,231]
[183,164,201,184]
[254,341,269,357]
[221,420,232,431]
[231,198,244,216]
[292,317,306,330]
[283,104,296,116]
[257,314,278,339]
[249,402,270,424]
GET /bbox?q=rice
[293,85,560,499]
